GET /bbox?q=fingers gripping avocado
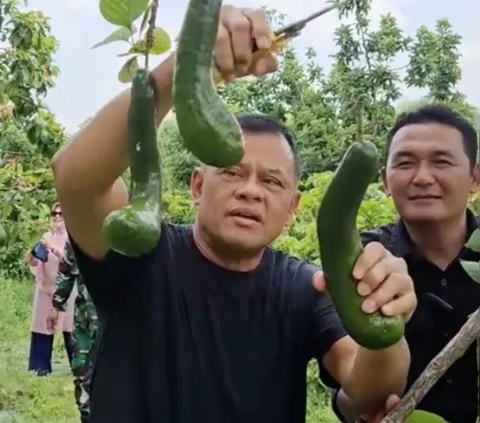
[316,141,405,350]
[173,0,245,167]
[102,69,162,257]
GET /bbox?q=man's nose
[234,179,263,202]
[412,163,435,186]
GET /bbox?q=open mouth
[228,209,262,223]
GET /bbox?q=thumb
[385,395,400,412]
[312,271,329,295]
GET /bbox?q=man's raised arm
[51,55,174,260]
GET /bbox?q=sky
[23,0,479,133]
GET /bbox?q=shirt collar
[391,208,479,260]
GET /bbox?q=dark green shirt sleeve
[52,241,77,312]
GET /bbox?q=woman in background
[25,202,76,376]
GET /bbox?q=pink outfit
[28,230,77,334]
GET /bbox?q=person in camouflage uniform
[49,240,99,423]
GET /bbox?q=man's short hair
[385,104,478,169]
[236,114,301,178]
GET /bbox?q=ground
[0,277,339,423]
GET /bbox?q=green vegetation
[0,0,478,421]
[0,279,79,422]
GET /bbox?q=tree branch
[380,308,480,423]
[145,0,159,70]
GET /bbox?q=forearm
[344,337,410,412]
[52,279,75,312]
[52,53,174,196]
[52,294,68,312]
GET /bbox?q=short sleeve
[68,222,185,315]
[68,235,128,313]
[68,231,158,314]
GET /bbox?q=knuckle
[370,266,385,285]
[268,59,278,71]
[387,255,406,271]
[371,290,389,307]
[216,26,229,43]
[220,4,235,15]
[366,241,385,257]
[252,9,268,26]
[370,241,383,250]
[231,17,251,33]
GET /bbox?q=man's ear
[470,163,479,194]
[381,168,391,196]
[190,167,204,205]
[284,192,301,230]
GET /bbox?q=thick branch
[380,308,480,423]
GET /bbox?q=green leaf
[460,260,479,283]
[118,56,140,83]
[129,27,171,55]
[99,0,149,29]
[91,26,133,50]
[405,410,450,423]
[465,228,480,253]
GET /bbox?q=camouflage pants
[71,308,99,423]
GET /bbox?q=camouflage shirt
[52,240,96,320]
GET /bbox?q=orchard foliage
[0,0,67,277]
[0,1,478,421]
[0,0,478,280]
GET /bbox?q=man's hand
[313,241,417,323]
[215,5,278,82]
[357,394,400,423]
[46,309,59,332]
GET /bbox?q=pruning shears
[215,3,338,83]
[269,3,338,47]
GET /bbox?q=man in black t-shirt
[52,6,417,423]
[325,106,480,423]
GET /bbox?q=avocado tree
[216,0,477,179]
[91,0,171,82]
[0,0,68,277]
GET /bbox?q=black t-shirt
[73,223,347,423]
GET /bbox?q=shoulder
[69,222,192,308]
[71,222,191,268]
[264,249,320,302]
[266,248,320,281]
[359,222,399,250]
[160,222,192,247]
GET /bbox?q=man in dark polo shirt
[325,104,479,423]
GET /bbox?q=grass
[0,277,339,423]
